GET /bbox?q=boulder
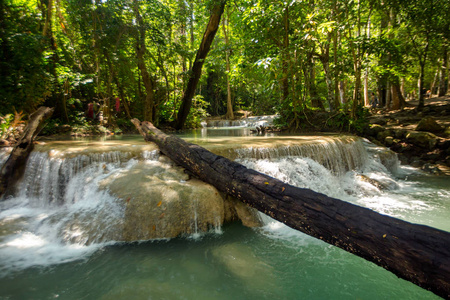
[377,129,392,142]
[100,156,262,241]
[444,126,450,138]
[416,117,444,133]
[384,136,394,146]
[367,124,385,137]
[405,131,438,150]
[393,129,407,139]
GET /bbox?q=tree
[175,0,226,130]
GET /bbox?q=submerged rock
[357,174,399,191]
[211,243,278,292]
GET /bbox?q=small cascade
[205,115,277,128]
[190,198,201,239]
[17,149,159,204]
[232,136,370,175]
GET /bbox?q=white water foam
[239,143,445,241]
[0,153,145,276]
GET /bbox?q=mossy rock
[416,117,444,133]
[405,131,438,150]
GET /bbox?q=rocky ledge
[363,96,450,175]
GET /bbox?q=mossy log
[132,119,450,299]
[0,107,54,197]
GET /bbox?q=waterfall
[0,135,404,274]
[205,115,277,128]
[233,136,372,175]
[17,149,159,205]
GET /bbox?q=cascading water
[0,132,448,299]
[204,115,277,128]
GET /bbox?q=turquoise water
[0,222,441,299]
[0,130,448,299]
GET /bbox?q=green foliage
[185,95,210,129]
[325,106,370,133]
[0,0,448,131]
[0,110,26,140]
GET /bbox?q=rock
[100,157,261,241]
[444,126,450,138]
[387,118,399,125]
[411,159,424,168]
[0,139,10,147]
[416,117,444,133]
[393,129,407,139]
[384,136,394,146]
[367,124,385,137]
[371,119,387,125]
[376,148,399,174]
[421,149,443,161]
[55,124,72,133]
[397,153,409,165]
[405,131,438,150]
[421,163,441,175]
[211,243,279,291]
[357,174,399,190]
[224,196,262,227]
[377,130,392,142]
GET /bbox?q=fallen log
[0,107,54,197]
[132,119,450,299]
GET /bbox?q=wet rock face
[100,156,261,241]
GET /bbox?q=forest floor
[368,95,450,132]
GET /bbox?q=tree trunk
[391,82,406,110]
[430,65,439,95]
[332,0,340,110]
[385,80,391,109]
[438,47,448,96]
[131,119,450,299]
[133,0,154,122]
[0,107,54,197]
[418,61,426,110]
[104,50,132,119]
[280,4,290,105]
[339,80,345,104]
[42,0,53,38]
[363,17,371,107]
[175,1,226,130]
[307,55,324,110]
[222,8,234,120]
[350,0,362,119]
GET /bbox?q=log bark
[175,1,226,130]
[132,118,450,299]
[0,107,54,198]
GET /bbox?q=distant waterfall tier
[204,115,277,128]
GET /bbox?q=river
[0,127,448,299]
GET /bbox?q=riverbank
[363,95,450,176]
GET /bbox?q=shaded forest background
[0,0,449,132]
